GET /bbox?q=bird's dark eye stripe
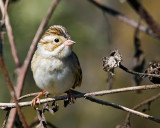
[54,38,59,43]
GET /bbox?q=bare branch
[89,0,158,39]
[2,96,159,125]
[0,57,28,127]
[1,84,160,109]
[2,110,10,128]
[22,0,61,74]
[0,11,28,127]
[0,0,20,68]
[18,92,40,101]
[84,84,160,96]
[127,0,160,38]
[4,0,10,20]
[125,93,160,125]
[119,64,160,78]
[1,85,160,124]
[86,96,160,123]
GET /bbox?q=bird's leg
[31,91,47,108]
[44,91,50,98]
[64,89,76,107]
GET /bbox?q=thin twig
[2,110,10,128]
[89,0,158,39]
[125,93,160,125]
[84,84,160,97]
[17,84,160,103]
[1,87,160,123]
[119,64,160,78]
[1,84,160,109]
[18,92,40,101]
[86,96,160,123]
[0,10,28,127]
[22,0,61,76]
[0,57,28,127]
[127,0,160,38]
[20,84,160,102]
[132,93,160,110]
[3,0,10,20]
[0,0,20,68]
[7,0,60,127]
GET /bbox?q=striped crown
[43,25,70,39]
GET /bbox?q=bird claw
[31,91,47,108]
[68,93,76,103]
[64,90,76,107]
[31,97,40,108]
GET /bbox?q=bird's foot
[64,90,76,107]
[31,91,47,108]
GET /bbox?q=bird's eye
[54,38,59,43]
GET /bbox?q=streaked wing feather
[71,52,82,89]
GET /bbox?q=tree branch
[89,0,158,39]
[0,56,28,128]
[119,63,160,78]
[2,110,10,128]
[125,93,160,126]
[0,84,160,108]
[0,0,20,68]
[0,85,160,124]
[127,0,160,38]
[0,6,28,127]
[86,96,160,123]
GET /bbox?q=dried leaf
[36,108,47,128]
[145,61,160,84]
[52,102,59,113]
[64,99,70,107]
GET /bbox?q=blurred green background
[1,0,160,127]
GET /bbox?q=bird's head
[37,25,75,59]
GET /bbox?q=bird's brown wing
[71,52,82,89]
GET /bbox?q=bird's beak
[64,40,76,46]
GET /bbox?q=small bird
[31,25,82,106]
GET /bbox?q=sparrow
[31,25,82,106]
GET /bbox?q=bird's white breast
[33,57,74,95]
